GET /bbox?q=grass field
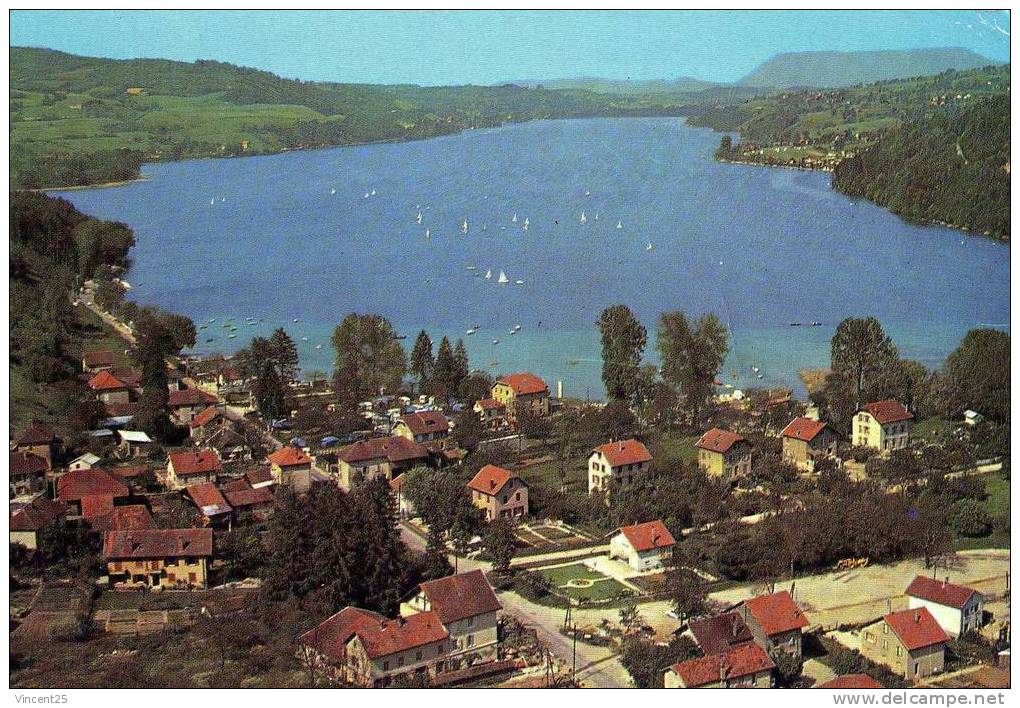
[650,432,700,464]
[954,473,1010,551]
[535,563,633,604]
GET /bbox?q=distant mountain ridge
[738,48,997,88]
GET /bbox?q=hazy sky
[10,9,1011,85]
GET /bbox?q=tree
[830,317,898,406]
[772,652,804,687]
[618,602,644,632]
[251,360,288,423]
[664,567,706,624]
[449,409,486,451]
[950,499,992,537]
[131,306,195,438]
[945,329,1010,422]
[330,313,406,404]
[657,311,729,424]
[453,339,470,394]
[597,304,647,403]
[268,328,300,383]
[620,634,699,688]
[409,330,434,392]
[458,370,495,405]
[483,519,517,574]
[431,336,456,402]
[422,525,454,581]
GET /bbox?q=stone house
[859,607,949,680]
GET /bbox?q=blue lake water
[52,117,1010,400]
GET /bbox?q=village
[8,277,1011,690]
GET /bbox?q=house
[688,611,755,656]
[609,520,676,572]
[188,406,230,439]
[206,427,252,463]
[337,436,429,491]
[737,590,809,658]
[13,421,59,468]
[695,428,752,481]
[109,464,152,491]
[390,474,416,520]
[300,606,452,687]
[473,398,507,430]
[267,445,314,493]
[588,438,652,495]
[186,482,233,527]
[222,479,275,523]
[859,608,949,680]
[103,528,213,589]
[664,642,774,688]
[86,504,156,533]
[781,417,839,472]
[963,410,985,426]
[466,464,528,521]
[68,453,101,472]
[394,411,450,444]
[82,350,117,373]
[10,497,68,550]
[166,450,222,489]
[167,387,220,424]
[10,450,50,497]
[402,569,502,665]
[906,575,984,638]
[491,372,549,424]
[851,399,913,452]
[117,430,154,458]
[87,370,136,405]
[57,467,130,516]
[817,674,884,689]
[246,466,275,489]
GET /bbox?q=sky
[9,9,1011,85]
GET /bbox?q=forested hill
[10,47,688,189]
[738,48,997,88]
[832,94,1010,240]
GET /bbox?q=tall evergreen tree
[453,338,470,395]
[432,336,456,402]
[268,328,300,383]
[597,304,647,402]
[410,330,435,392]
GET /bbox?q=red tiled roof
[80,494,116,520]
[15,422,56,446]
[495,372,548,395]
[301,607,389,664]
[82,350,117,368]
[418,569,502,624]
[267,445,312,467]
[186,482,232,517]
[104,401,139,418]
[781,417,829,442]
[670,643,775,687]
[168,450,222,477]
[817,674,884,689]
[743,591,809,636]
[57,468,130,502]
[301,607,448,661]
[10,450,49,476]
[223,484,275,509]
[593,438,652,467]
[338,436,428,465]
[88,505,156,532]
[467,464,522,496]
[109,367,143,388]
[103,528,213,559]
[168,387,219,407]
[884,607,950,651]
[689,612,755,655]
[617,520,676,553]
[475,398,505,411]
[400,411,449,436]
[111,464,150,479]
[695,428,748,454]
[10,497,67,532]
[189,406,224,429]
[245,466,275,487]
[906,575,980,610]
[88,369,131,391]
[862,399,913,424]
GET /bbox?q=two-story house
[393,411,450,444]
[337,436,429,491]
[859,608,949,680]
[87,369,137,406]
[166,449,222,490]
[56,467,130,516]
[491,372,549,425]
[466,464,528,520]
[737,590,809,658]
[267,445,313,493]
[695,428,753,482]
[780,416,839,472]
[188,406,231,440]
[167,387,221,425]
[610,519,676,572]
[10,450,50,498]
[664,643,775,688]
[103,528,213,589]
[13,421,59,469]
[588,438,652,495]
[906,575,984,638]
[851,399,913,452]
[82,350,117,374]
[473,398,507,430]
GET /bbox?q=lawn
[519,459,588,494]
[912,416,956,444]
[535,563,634,604]
[650,432,700,464]
[954,473,1010,551]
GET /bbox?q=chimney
[915,611,921,623]
[490,479,496,490]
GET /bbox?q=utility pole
[572,622,577,686]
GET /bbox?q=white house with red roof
[664,642,774,688]
[87,369,136,405]
[466,464,528,520]
[336,436,429,491]
[491,372,549,424]
[906,575,984,637]
[852,399,913,452]
[610,519,676,572]
[736,590,810,658]
[781,416,839,472]
[588,438,652,495]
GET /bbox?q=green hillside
[10,47,690,189]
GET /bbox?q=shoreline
[37,176,150,192]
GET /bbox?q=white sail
[511,213,518,223]
[580,211,587,224]
[425,229,431,238]
[594,212,599,221]
[485,269,492,279]
[461,219,469,234]
[616,221,623,229]
[498,270,509,284]
[416,212,422,224]
[646,242,653,251]
[330,188,336,195]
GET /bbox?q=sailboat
[514,279,524,285]
[585,189,591,197]
[461,219,469,235]
[580,211,587,224]
[485,269,492,280]
[330,188,336,195]
[425,229,431,238]
[210,198,215,205]
[370,189,376,196]
[364,192,370,199]
[416,212,422,224]
[645,242,653,251]
[523,217,529,231]
[511,213,518,223]
[616,221,623,229]
[497,270,509,284]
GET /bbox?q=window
[416,650,422,661]
[383,661,390,671]
[896,646,901,657]
[188,572,197,583]
[467,635,474,647]
[914,662,919,677]
[467,616,474,627]
[398,656,404,667]
[437,645,443,656]
[515,492,521,501]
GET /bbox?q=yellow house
[695,428,752,481]
[103,528,213,589]
[393,411,449,444]
[859,608,949,680]
[851,399,913,452]
[491,372,549,424]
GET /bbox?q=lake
[52,117,1010,400]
